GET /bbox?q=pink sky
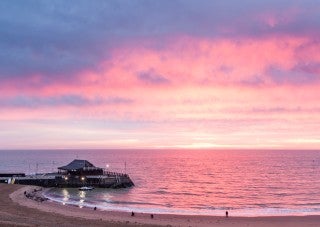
[1,1,320,149]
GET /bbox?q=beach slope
[1,184,320,226]
[1,184,150,226]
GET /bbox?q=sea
[1,149,320,217]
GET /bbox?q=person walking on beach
[226,211,229,218]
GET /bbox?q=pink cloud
[257,6,302,28]
[1,35,320,148]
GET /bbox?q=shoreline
[43,191,320,217]
[3,184,320,226]
[42,187,320,218]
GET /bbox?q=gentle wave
[44,193,320,217]
[4,149,320,217]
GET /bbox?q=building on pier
[58,159,104,176]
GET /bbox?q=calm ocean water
[1,149,320,216]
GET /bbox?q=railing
[103,170,128,177]
[83,167,102,171]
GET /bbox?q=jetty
[0,159,134,188]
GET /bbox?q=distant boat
[79,186,94,191]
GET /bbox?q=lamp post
[81,176,85,186]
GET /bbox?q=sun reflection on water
[79,191,86,199]
[78,191,86,208]
[62,188,69,202]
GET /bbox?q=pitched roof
[58,159,96,171]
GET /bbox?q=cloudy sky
[1,0,320,149]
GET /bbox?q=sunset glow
[1,1,320,149]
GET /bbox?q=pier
[0,159,134,188]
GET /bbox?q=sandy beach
[0,184,319,227]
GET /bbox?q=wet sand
[2,184,320,226]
